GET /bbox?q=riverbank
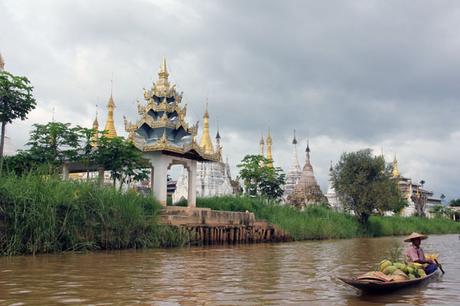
[0,175,186,256]
[2,175,459,256]
[192,196,460,240]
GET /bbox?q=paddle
[434,259,445,274]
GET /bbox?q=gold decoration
[199,102,214,154]
[103,94,117,138]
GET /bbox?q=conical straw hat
[404,232,428,242]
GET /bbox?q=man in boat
[404,232,437,274]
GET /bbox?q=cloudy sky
[1,0,459,200]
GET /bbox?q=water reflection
[0,235,458,305]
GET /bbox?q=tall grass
[195,196,460,240]
[0,174,186,256]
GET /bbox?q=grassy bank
[0,175,186,256]
[194,196,460,240]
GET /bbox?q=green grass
[0,174,186,256]
[194,196,460,240]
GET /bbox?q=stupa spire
[266,128,273,167]
[91,107,99,147]
[259,134,265,157]
[0,52,4,71]
[199,101,214,154]
[392,154,400,177]
[306,138,311,163]
[103,80,117,138]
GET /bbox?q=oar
[434,259,445,274]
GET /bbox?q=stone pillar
[150,155,169,206]
[98,168,105,185]
[62,163,70,180]
[187,160,197,208]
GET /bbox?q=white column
[188,160,197,208]
[62,163,70,180]
[151,156,169,206]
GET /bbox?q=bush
[0,174,186,255]
[195,196,460,241]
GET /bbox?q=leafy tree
[1,150,36,175]
[332,149,403,223]
[449,198,460,207]
[26,122,80,174]
[430,204,453,219]
[95,136,149,190]
[238,154,285,200]
[0,70,36,175]
[75,126,97,180]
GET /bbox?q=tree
[95,136,149,190]
[1,150,36,175]
[332,149,403,223]
[237,154,285,200]
[26,122,80,174]
[75,126,97,180]
[0,70,36,175]
[449,198,460,207]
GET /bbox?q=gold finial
[266,128,273,167]
[155,57,170,96]
[104,86,117,138]
[160,56,168,76]
[92,106,99,147]
[199,101,214,154]
[392,154,400,177]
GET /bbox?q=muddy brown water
[0,234,459,305]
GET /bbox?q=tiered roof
[124,58,219,162]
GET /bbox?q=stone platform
[159,206,289,245]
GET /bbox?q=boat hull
[338,270,438,293]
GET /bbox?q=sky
[1,0,459,200]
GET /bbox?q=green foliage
[95,136,149,189]
[195,196,361,240]
[27,122,80,172]
[429,204,454,219]
[449,198,460,207]
[332,149,405,223]
[367,215,460,237]
[237,154,285,200]
[0,174,186,256]
[0,70,36,175]
[195,196,460,241]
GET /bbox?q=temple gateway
[124,58,220,207]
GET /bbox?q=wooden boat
[338,270,438,293]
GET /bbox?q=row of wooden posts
[181,224,289,245]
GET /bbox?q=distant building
[391,156,441,217]
[287,141,328,209]
[283,130,302,202]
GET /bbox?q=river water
[1,234,459,305]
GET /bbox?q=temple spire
[199,101,214,154]
[306,138,311,162]
[103,83,117,138]
[91,107,99,147]
[259,134,265,157]
[266,128,273,167]
[155,56,170,96]
[0,52,4,71]
[392,154,400,177]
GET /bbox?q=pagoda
[124,58,220,206]
[172,107,234,202]
[325,161,341,210]
[287,141,327,209]
[283,130,301,202]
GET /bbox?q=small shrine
[287,141,328,209]
[283,130,302,201]
[124,58,220,206]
